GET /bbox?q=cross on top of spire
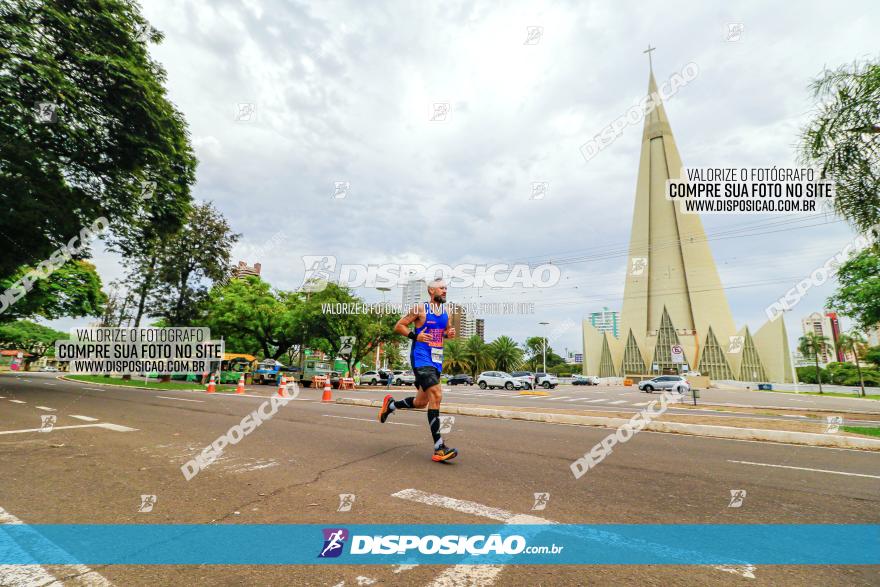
[643,44,655,72]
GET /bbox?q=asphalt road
[1,373,878,586]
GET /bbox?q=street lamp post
[539,321,550,373]
[376,287,392,370]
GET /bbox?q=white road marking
[393,489,756,583]
[8,399,25,404]
[0,396,5,399]
[85,386,104,391]
[35,406,56,411]
[607,400,628,405]
[728,460,880,479]
[583,398,606,403]
[44,383,56,386]
[547,396,571,401]
[0,505,114,586]
[69,415,99,422]
[392,489,547,587]
[323,414,419,427]
[156,395,204,403]
[0,423,137,435]
[632,402,650,406]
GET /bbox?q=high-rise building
[475,319,485,342]
[232,261,261,279]
[588,307,620,339]
[401,276,428,309]
[448,304,476,339]
[800,312,838,365]
[582,61,792,383]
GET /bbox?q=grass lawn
[754,388,879,400]
[66,374,236,392]
[841,425,880,438]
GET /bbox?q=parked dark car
[447,374,473,386]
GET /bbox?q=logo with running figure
[318,528,349,558]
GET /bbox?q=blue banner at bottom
[0,524,877,565]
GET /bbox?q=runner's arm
[395,305,431,342]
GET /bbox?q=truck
[252,359,300,386]
[298,358,341,388]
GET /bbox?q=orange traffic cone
[236,373,246,394]
[206,373,216,393]
[277,375,287,397]
[321,377,332,402]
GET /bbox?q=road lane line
[633,402,650,406]
[547,396,571,401]
[323,414,418,427]
[0,423,137,435]
[607,400,628,405]
[728,460,880,479]
[8,400,25,404]
[393,489,756,582]
[0,505,114,586]
[156,395,204,403]
[35,406,56,411]
[69,415,99,422]
[583,399,606,403]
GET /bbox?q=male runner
[378,278,457,461]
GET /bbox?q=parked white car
[392,370,416,385]
[477,371,524,390]
[535,372,559,389]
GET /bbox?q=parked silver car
[638,375,689,393]
[477,371,524,390]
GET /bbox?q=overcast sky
[49,0,878,357]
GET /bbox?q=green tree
[203,277,299,359]
[442,338,470,374]
[150,202,239,326]
[0,0,196,281]
[836,331,868,396]
[799,332,830,393]
[463,335,494,377]
[0,261,106,323]
[865,346,880,369]
[523,336,564,371]
[800,59,880,234]
[827,248,880,332]
[296,283,399,375]
[489,335,523,372]
[0,320,67,369]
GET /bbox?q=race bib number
[431,347,443,364]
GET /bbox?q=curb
[336,398,880,451]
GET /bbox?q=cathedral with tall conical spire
[582,59,795,383]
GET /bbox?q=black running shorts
[414,366,441,390]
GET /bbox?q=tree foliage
[800,59,880,234]
[0,319,67,365]
[827,248,880,331]
[0,0,196,281]
[203,277,299,359]
[149,201,239,326]
[0,260,106,322]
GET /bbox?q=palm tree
[800,59,880,234]
[836,331,867,397]
[489,336,523,373]
[443,338,470,374]
[799,332,830,393]
[463,335,494,378]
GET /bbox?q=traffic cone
[206,373,216,393]
[277,375,287,397]
[321,377,332,402]
[236,373,246,394]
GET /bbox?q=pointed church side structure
[583,64,793,383]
